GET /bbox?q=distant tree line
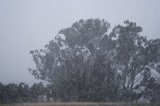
[0,82,49,104]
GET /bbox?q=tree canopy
[29,19,160,102]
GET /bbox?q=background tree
[0,82,47,104]
[3,83,19,103]
[18,82,30,102]
[0,83,5,103]
[30,82,44,102]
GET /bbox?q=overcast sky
[0,0,160,85]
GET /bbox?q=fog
[0,0,160,85]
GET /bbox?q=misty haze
[0,0,160,106]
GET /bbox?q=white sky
[0,0,160,85]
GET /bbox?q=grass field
[1,102,160,106]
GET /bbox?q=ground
[0,102,159,106]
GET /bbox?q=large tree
[29,19,160,102]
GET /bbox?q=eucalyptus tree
[110,21,160,102]
[29,19,119,101]
[29,19,160,102]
